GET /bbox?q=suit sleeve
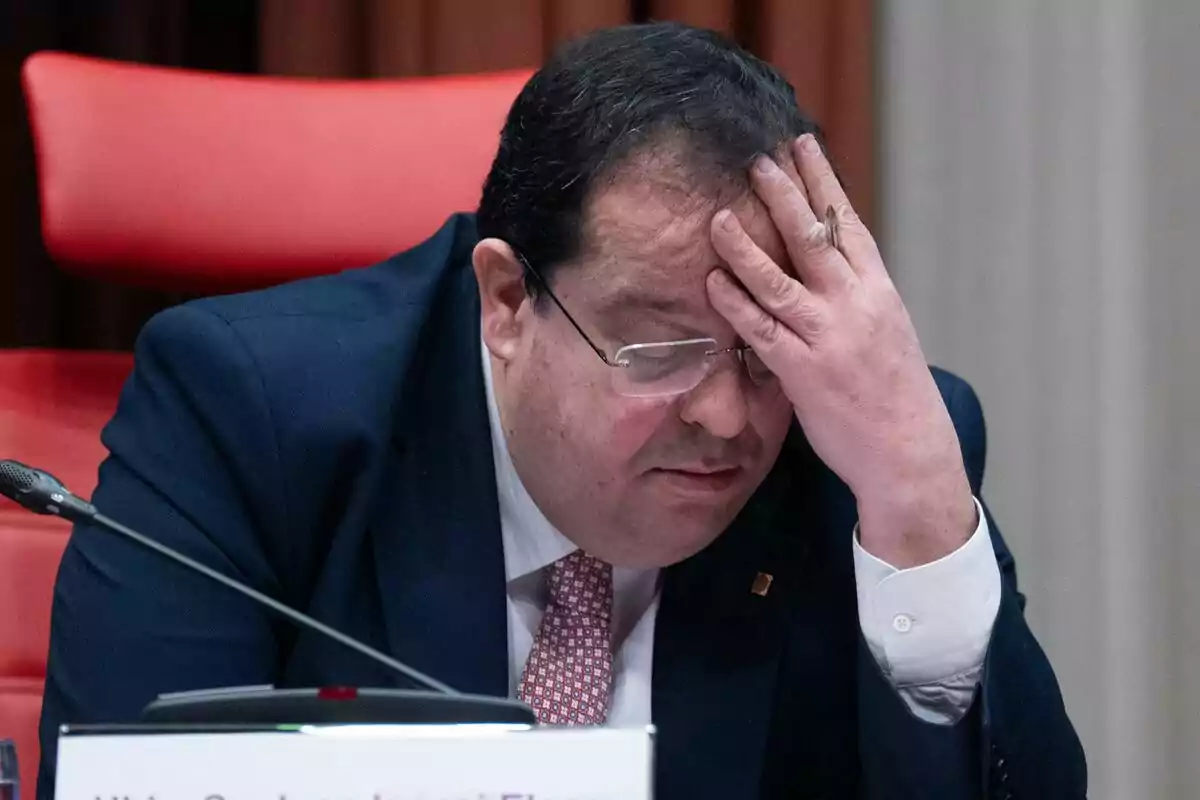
[37,305,294,800]
[856,376,1087,799]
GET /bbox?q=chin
[579,475,763,568]
[608,508,739,569]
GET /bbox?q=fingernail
[716,209,737,231]
[754,155,774,175]
[709,269,731,287]
[800,134,820,155]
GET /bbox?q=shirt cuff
[854,497,1001,691]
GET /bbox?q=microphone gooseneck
[0,458,459,696]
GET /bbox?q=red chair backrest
[0,350,132,792]
[21,51,530,293]
[5,52,530,793]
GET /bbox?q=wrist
[855,467,976,568]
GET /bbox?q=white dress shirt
[482,341,1001,726]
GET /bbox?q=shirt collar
[482,338,579,583]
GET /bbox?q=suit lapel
[370,259,510,698]
[652,433,814,800]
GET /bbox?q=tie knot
[547,549,613,621]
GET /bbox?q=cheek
[524,347,671,466]
[557,392,678,478]
[749,391,795,446]
[599,397,679,465]
[520,332,704,472]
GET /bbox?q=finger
[706,269,811,366]
[710,210,827,342]
[776,142,809,207]
[748,155,854,292]
[792,134,883,278]
[753,143,806,283]
[774,144,815,282]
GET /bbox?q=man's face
[479,159,795,568]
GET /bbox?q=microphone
[0,458,534,725]
[0,461,98,522]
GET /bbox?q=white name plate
[56,725,654,800]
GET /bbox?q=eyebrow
[595,287,695,317]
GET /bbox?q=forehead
[567,158,789,320]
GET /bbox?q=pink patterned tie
[517,549,614,725]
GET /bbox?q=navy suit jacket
[39,215,1085,799]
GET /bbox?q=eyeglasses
[516,253,777,399]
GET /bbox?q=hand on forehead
[576,161,794,311]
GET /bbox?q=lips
[651,465,744,493]
[669,465,740,475]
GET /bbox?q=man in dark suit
[38,22,1085,800]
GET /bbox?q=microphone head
[0,460,38,495]
[0,459,94,521]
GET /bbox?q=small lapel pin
[750,571,774,597]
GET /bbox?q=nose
[677,359,750,440]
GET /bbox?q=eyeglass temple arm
[515,253,619,366]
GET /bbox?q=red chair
[1,51,529,793]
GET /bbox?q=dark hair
[475,21,820,291]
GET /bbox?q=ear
[472,238,529,362]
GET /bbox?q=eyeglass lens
[611,339,776,398]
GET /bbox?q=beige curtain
[880,1,1200,797]
[258,0,875,225]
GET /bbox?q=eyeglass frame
[512,251,774,393]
